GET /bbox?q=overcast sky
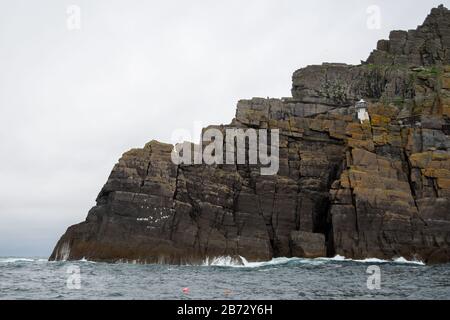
[0,0,447,257]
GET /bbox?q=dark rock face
[290,231,326,258]
[51,6,450,264]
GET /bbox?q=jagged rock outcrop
[51,5,450,264]
[366,4,450,67]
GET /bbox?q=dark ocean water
[1,256,449,300]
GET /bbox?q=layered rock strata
[51,6,450,264]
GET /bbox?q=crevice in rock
[181,168,203,254]
[402,149,428,226]
[139,145,153,194]
[322,162,343,257]
[231,177,242,236]
[271,182,281,257]
[431,178,440,198]
[169,164,181,241]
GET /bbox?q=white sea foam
[240,257,321,268]
[203,256,245,266]
[202,256,325,268]
[201,255,425,267]
[79,257,96,264]
[316,255,425,265]
[0,258,35,263]
[0,257,99,264]
[0,255,424,266]
[393,257,425,265]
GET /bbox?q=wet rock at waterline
[290,232,326,258]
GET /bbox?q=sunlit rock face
[51,5,450,264]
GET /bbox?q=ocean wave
[202,256,325,268]
[79,258,96,264]
[392,257,425,265]
[0,255,424,266]
[0,257,97,264]
[240,257,326,268]
[0,258,35,263]
[202,256,245,266]
[316,255,425,265]
[201,255,425,268]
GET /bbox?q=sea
[1,256,449,300]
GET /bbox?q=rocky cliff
[51,5,450,264]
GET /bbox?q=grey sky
[0,0,447,257]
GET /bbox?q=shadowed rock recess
[51,5,450,264]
